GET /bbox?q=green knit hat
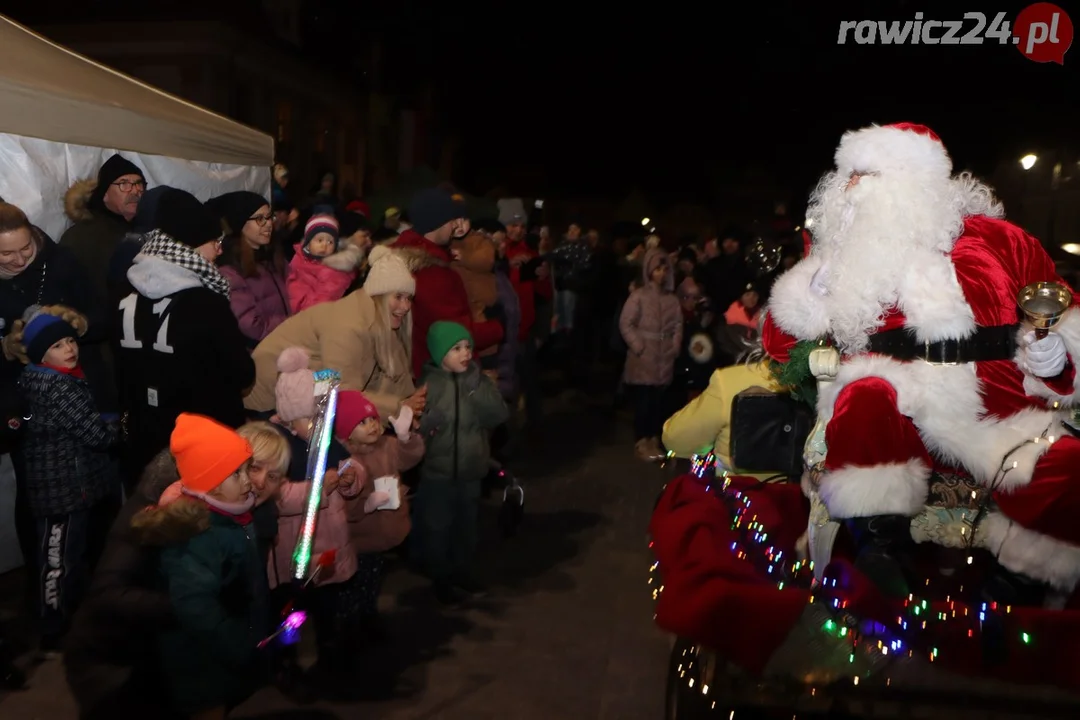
[427,321,472,364]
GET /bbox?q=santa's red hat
[834,122,951,178]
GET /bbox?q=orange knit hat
[170,413,252,495]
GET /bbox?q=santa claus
[764,122,1080,600]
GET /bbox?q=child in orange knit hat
[132,413,267,719]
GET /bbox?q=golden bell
[1018,281,1072,337]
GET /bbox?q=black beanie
[89,154,145,213]
[205,191,269,236]
[132,185,175,234]
[154,189,221,248]
[408,188,467,235]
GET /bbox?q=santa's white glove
[810,262,830,297]
[1023,331,1068,378]
[390,404,413,442]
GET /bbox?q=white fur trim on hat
[363,245,416,297]
[835,123,952,179]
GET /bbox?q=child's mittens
[364,491,391,514]
[390,404,414,442]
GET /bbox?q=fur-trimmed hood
[64,178,98,223]
[394,244,447,273]
[130,495,211,547]
[294,240,366,271]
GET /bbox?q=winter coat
[268,480,357,589]
[246,290,415,421]
[18,364,119,516]
[220,262,291,347]
[152,498,268,716]
[503,239,554,342]
[1,229,115,449]
[417,362,508,485]
[64,451,181,716]
[344,432,425,553]
[620,249,683,386]
[492,269,521,400]
[724,299,761,329]
[661,363,782,480]
[286,241,364,314]
[112,253,255,475]
[60,178,133,306]
[392,230,504,377]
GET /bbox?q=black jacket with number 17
[111,253,255,474]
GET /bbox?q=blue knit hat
[23,314,78,364]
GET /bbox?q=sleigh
[649,466,1080,719]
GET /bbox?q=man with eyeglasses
[61,154,147,306]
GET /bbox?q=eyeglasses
[112,179,146,192]
[215,235,225,248]
[248,213,274,227]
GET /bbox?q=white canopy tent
[0,15,275,571]
[0,14,274,239]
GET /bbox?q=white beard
[805,170,968,354]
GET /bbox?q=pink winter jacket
[268,480,359,589]
[220,262,290,346]
[619,249,683,386]
[286,242,364,314]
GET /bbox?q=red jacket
[504,240,553,342]
[392,230,503,377]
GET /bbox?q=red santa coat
[765,214,1080,592]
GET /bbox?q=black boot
[0,634,25,691]
[846,514,916,598]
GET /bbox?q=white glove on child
[1022,331,1068,378]
[364,491,391,514]
[390,404,414,442]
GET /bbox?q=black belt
[866,324,1019,364]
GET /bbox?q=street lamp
[1021,154,1038,170]
[641,217,650,226]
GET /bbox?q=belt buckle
[925,339,960,366]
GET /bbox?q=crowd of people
[0,152,782,717]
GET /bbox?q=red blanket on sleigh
[649,473,1080,691]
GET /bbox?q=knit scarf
[139,229,230,299]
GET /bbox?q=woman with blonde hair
[245,245,425,422]
[237,421,291,507]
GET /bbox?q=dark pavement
[0,388,673,719]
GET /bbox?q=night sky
[3,0,1078,209]
[419,0,1079,203]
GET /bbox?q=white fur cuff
[818,458,930,519]
[976,511,1080,592]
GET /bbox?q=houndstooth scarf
[139,229,230,299]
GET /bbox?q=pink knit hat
[334,390,380,440]
[275,347,316,422]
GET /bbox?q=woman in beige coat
[245,246,427,421]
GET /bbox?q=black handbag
[729,389,813,477]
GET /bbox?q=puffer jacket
[286,241,364,313]
[344,432,425,553]
[148,497,268,716]
[18,364,119,516]
[417,362,509,484]
[619,249,683,386]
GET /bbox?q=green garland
[768,339,823,407]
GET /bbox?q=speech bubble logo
[1014,2,1073,64]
